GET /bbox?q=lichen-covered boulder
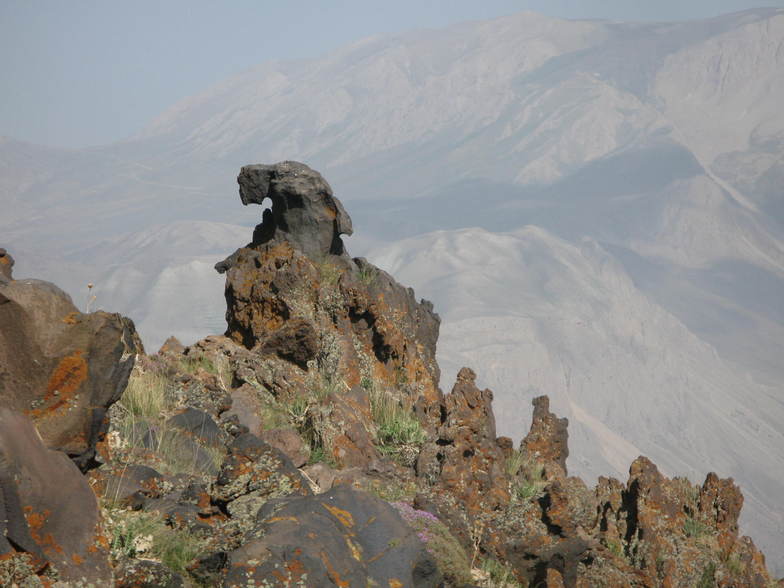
[220,485,440,587]
[0,247,13,281]
[211,433,311,523]
[0,274,141,469]
[0,408,112,585]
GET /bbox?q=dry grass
[119,369,171,418]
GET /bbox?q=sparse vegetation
[113,368,223,477]
[605,539,624,558]
[316,257,342,287]
[695,561,716,588]
[119,369,171,418]
[392,502,473,586]
[368,384,425,448]
[178,355,218,376]
[507,449,547,503]
[108,510,207,574]
[725,553,745,575]
[357,264,378,286]
[684,517,711,539]
[479,557,524,587]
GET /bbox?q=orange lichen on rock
[61,311,80,325]
[322,502,355,529]
[46,351,88,397]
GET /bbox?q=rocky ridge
[0,163,779,586]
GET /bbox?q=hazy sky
[2,0,781,148]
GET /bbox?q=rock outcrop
[3,165,778,586]
[214,161,441,468]
[0,273,141,469]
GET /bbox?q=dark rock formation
[0,247,13,281]
[0,273,141,470]
[216,161,353,273]
[0,408,112,584]
[258,428,309,468]
[219,485,440,587]
[213,162,441,469]
[416,367,509,527]
[167,407,224,447]
[522,395,569,476]
[115,559,185,588]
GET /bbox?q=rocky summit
[0,163,780,587]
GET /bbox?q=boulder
[0,275,141,469]
[0,247,13,281]
[167,407,223,447]
[0,408,112,584]
[258,428,309,468]
[212,434,311,524]
[220,485,440,587]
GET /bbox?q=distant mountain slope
[1,7,782,568]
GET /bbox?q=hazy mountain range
[1,8,782,568]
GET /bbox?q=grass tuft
[684,517,711,539]
[109,510,206,574]
[119,369,170,418]
[369,385,425,448]
[507,449,547,503]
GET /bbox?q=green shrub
[725,554,744,575]
[369,386,425,447]
[507,449,546,503]
[316,257,342,287]
[178,355,218,376]
[684,517,711,538]
[695,561,717,588]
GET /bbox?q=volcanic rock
[258,427,309,468]
[0,408,112,584]
[0,248,13,281]
[214,162,441,438]
[220,485,440,587]
[417,367,509,518]
[522,395,569,476]
[212,433,311,522]
[0,274,141,469]
[216,161,353,268]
